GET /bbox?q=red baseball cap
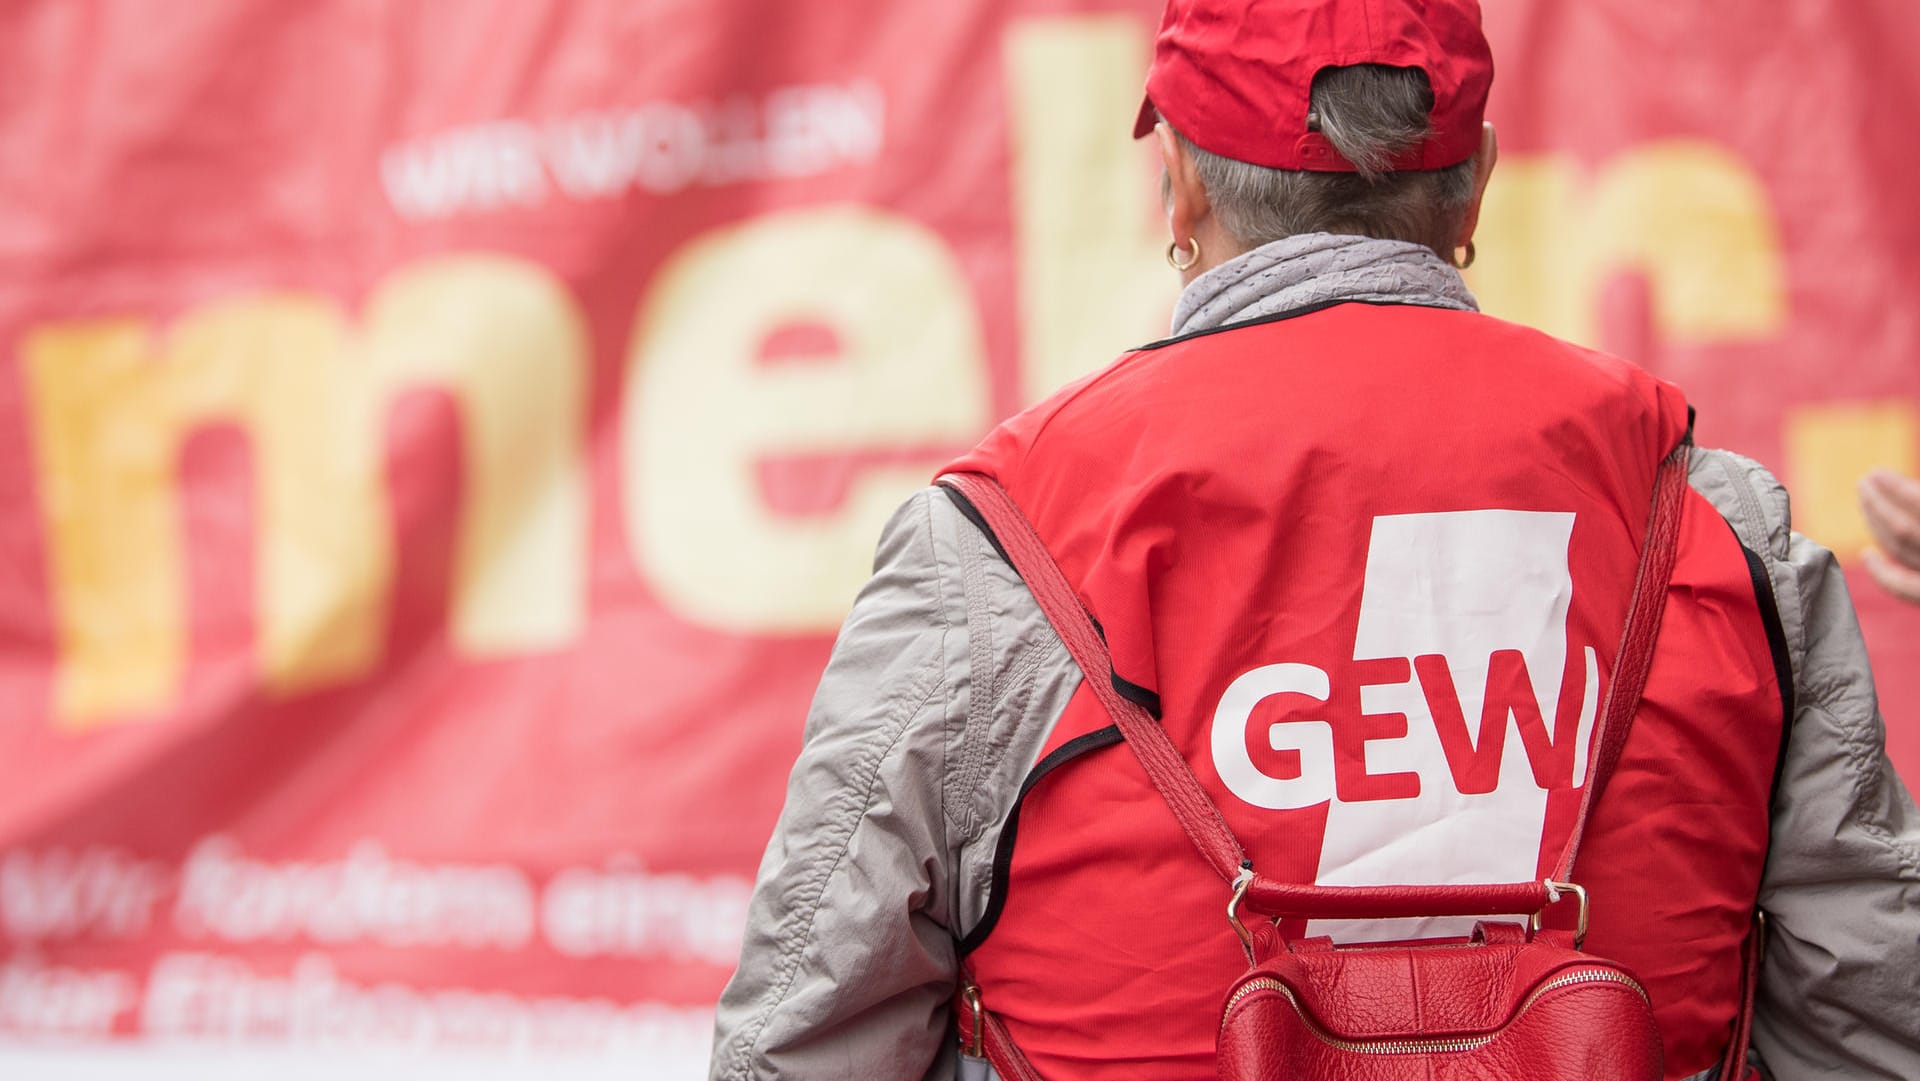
[1132,0,1494,172]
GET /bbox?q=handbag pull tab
[1227,864,1257,964]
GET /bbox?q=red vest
[944,302,1785,1080]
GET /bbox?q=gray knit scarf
[1169,232,1478,338]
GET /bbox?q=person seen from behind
[712,1,1920,1078]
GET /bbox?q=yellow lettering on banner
[1784,401,1919,562]
[1003,21,1782,372]
[356,258,589,656]
[1472,141,1787,346]
[25,322,198,722]
[1006,16,1171,404]
[625,205,989,632]
[163,298,385,710]
[23,256,588,727]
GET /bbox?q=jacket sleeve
[1751,531,1920,1079]
[709,490,967,1081]
[1692,449,1920,1080]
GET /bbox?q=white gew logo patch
[1210,511,1598,940]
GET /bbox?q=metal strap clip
[962,983,984,1057]
[1530,879,1591,949]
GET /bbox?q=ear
[1156,121,1211,253]
[1456,122,1500,249]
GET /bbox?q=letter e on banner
[624,205,989,633]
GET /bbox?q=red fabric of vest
[945,303,1783,1079]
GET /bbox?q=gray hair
[1166,65,1477,257]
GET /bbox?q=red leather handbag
[1217,917,1660,1079]
[943,444,1760,1081]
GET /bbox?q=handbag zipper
[1221,967,1648,1055]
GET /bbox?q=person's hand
[1859,469,1920,603]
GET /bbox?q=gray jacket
[710,238,1920,1081]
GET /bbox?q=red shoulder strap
[938,440,1690,920]
[937,470,1251,885]
[1554,440,1693,880]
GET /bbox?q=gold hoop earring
[1455,240,1476,270]
[1167,237,1201,271]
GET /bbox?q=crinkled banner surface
[0,1,1915,1076]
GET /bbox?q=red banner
[0,1,1915,1073]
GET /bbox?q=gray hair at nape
[1163,65,1478,259]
